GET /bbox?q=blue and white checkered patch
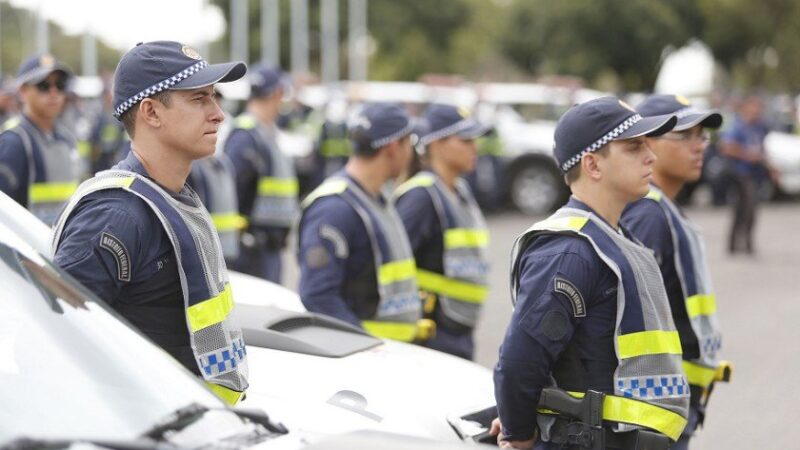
[617,374,689,400]
[198,338,247,377]
[113,60,208,118]
[702,335,722,358]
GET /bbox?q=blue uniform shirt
[622,193,699,359]
[394,185,443,274]
[495,198,619,441]
[53,150,200,374]
[297,174,382,327]
[0,115,74,206]
[720,116,769,177]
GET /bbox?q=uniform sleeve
[224,129,261,216]
[0,131,29,205]
[53,196,145,305]
[494,237,598,441]
[297,198,362,327]
[395,187,438,253]
[621,199,672,266]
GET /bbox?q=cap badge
[39,54,54,68]
[457,106,471,118]
[181,45,202,60]
[352,115,372,130]
[675,95,691,106]
[618,100,635,112]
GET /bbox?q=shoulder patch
[554,277,586,317]
[320,224,349,258]
[99,232,131,282]
[305,245,331,269]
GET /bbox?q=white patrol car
[0,192,498,445]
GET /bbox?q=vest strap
[417,269,488,304]
[618,330,682,359]
[206,381,245,406]
[258,177,299,197]
[444,228,489,249]
[29,182,79,203]
[186,284,234,332]
[539,390,688,442]
[211,213,248,231]
[377,258,416,285]
[686,294,717,318]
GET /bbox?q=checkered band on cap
[113,60,208,118]
[371,120,415,149]
[560,114,642,172]
[419,119,473,147]
[675,107,700,119]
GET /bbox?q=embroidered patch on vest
[100,232,131,282]
[554,277,586,317]
[320,224,349,258]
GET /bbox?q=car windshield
[0,242,223,442]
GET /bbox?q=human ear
[138,99,162,129]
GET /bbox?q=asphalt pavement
[283,201,800,448]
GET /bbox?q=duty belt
[537,388,686,448]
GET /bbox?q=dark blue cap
[248,63,289,98]
[554,96,677,173]
[16,53,72,87]
[112,41,246,119]
[349,103,414,154]
[637,94,722,131]
[419,104,489,147]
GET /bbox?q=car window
[0,243,222,442]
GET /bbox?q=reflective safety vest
[511,207,690,441]
[3,116,81,226]
[301,176,425,342]
[234,114,299,228]
[318,122,352,178]
[51,170,249,405]
[194,157,247,261]
[644,187,724,389]
[395,171,489,328]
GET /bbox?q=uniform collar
[566,196,628,236]
[114,149,198,206]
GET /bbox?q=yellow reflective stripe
[186,284,234,332]
[301,179,349,208]
[362,320,418,342]
[645,189,662,201]
[682,361,716,388]
[28,182,79,203]
[212,213,248,231]
[378,258,416,285]
[444,228,488,249]
[320,139,352,157]
[416,269,488,304]
[234,115,257,129]
[618,330,682,359]
[532,216,589,232]
[540,391,687,441]
[686,294,717,318]
[395,173,435,197]
[258,177,299,197]
[77,141,91,158]
[206,382,245,406]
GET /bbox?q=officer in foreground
[0,53,81,225]
[622,95,730,449]
[492,97,689,449]
[395,104,490,360]
[51,41,249,404]
[298,103,433,342]
[225,63,298,284]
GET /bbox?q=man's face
[647,125,708,183]
[20,72,67,120]
[598,136,657,201]
[389,135,413,178]
[437,135,478,174]
[155,86,224,160]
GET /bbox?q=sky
[8,0,227,51]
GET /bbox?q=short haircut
[119,90,172,138]
[564,144,610,185]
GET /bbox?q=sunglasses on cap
[34,78,67,93]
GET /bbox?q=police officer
[0,53,81,225]
[394,104,490,360]
[224,63,298,284]
[298,103,433,343]
[310,98,352,190]
[622,95,729,450]
[87,85,129,173]
[492,97,689,449]
[51,41,249,405]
